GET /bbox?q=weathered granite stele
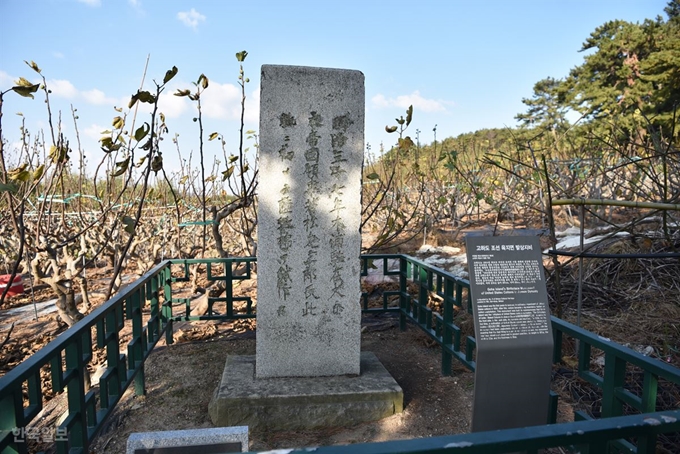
[256,64,363,378]
[209,65,403,430]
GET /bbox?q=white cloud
[157,91,189,119]
[77,0,101,6]
[83,123,106,141]
[0,70,14,87]
[245,86,260,125]
[177,8,206,30]
[39,78,127,108]
[53,51,64,59]
[82,89,118,106]
[201,82,242,120]
[137,81,258,125]
[371,90,450,113]
[48,79,79,99]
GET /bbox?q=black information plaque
[466,235,553,432]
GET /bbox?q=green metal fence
[1,255,679,454]
[0,261,173,454]
[242,410,680,454]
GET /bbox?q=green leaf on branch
[122,216,136,234]
[385,125,398,133]
[406,105,413,126]
[398,136,414,151]
[129,90,156,107]
[163,66,178,84]
[15,77,35,88]
[151,155,163,174]
[11,80,40,98]
[197,74,209,89]
[138,90,155,103]
[235,50,248,62]
[134,123,150,141]
[33,164,45,181]
[49,145,69,163]
[222,165,235,181]
[174,89,191,97]
[24,60,41,74]
[229,155,238,163]
[100,136,121,153]
[208,132,219,141]
[366,172,380,180]
[140,137,152,150]
[112,116,125,130]
[128,93,139,108]
[7,164,30,182]
[111,157,130,177]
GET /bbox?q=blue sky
[0,0,670,177]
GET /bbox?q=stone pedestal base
[208,352,403,431]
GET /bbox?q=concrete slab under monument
[208,352,403,431]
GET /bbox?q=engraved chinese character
[277,261,292,300]
[309,111,324,128]
[332,114,352,131]
[304,284,320,300]
[331,132,347,148]
[279,112,297,128]
[302,300,317,316]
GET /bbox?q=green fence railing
[242,410,680,454]
[0,261,173,454]
[1,255,679,454]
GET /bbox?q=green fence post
[641,371,658,413]
[601,353,626,418]
[417,265,428,327]
[163,266,174,345]
[636,434,658,454]
[399,256,407,331]
[226,260,234,318]
[552,327,563,364]
[148,275,160,344]
[0,390,25,454]
[441,277,454,376]
[104,310,121,406]
[128,290,145,396]
[64,341,87,452]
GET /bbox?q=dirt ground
[88,314,477,453]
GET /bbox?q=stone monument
[256,64,363,378]
[209,65,402,431]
